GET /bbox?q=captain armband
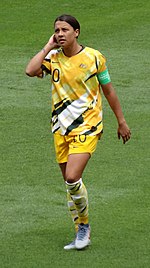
[97,68,111,85]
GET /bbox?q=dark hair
[54,14,80,34]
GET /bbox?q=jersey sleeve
[96,53,111,85]
[41,51,52,77]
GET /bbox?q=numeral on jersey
[52,68,60,82]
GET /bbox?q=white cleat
[75,223,91,250]
[64,240,76,250]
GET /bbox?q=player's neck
[63,43,82,57]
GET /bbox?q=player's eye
[62,28,68,32]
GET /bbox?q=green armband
[97,69,111,85]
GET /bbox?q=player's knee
[65,172,80,184]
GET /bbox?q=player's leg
[58,149,91,249]
[65,153,90,223]
[65,153,91,249]
[54,133,100,249]
[64,134,100,249]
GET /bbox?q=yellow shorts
[54,133,101,163]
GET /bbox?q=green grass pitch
[0,0,150,267]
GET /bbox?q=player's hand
[47,34,60,49]
[117,121,131,144]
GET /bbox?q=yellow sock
[66,178,89,225]
[67,191,79,232]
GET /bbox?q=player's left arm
[101,82,131,144]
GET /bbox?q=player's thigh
[65,134,99,181]
[65,153,91,183]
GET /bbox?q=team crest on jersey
[79,63,87,68]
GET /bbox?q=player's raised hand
[47,34,60,49]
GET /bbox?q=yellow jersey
[41,46,110,136]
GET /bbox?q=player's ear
[75,29,80,38]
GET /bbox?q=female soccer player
[26,14,131,250]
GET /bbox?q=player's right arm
[25,35,59,77]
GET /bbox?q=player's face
[54,21,79,48]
